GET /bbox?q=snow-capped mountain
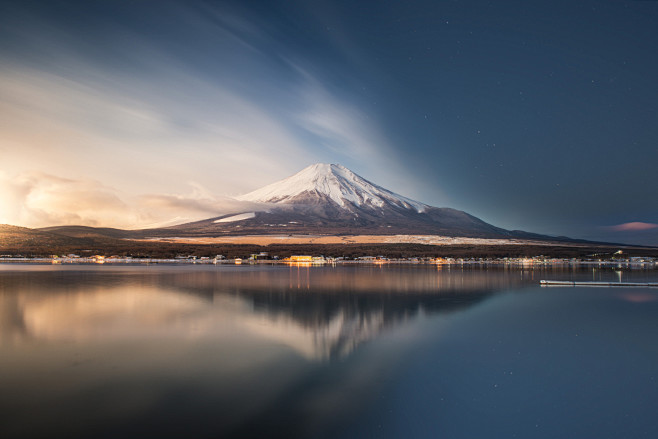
[237,163,428,213]
[163,163,541,239]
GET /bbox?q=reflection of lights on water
[288,264,311,289]
[284,259,327,266]
[286,262,312,267]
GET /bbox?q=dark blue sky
[1,0,657,244]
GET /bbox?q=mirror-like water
[1,264,657,438]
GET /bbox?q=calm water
[1,264,657,439]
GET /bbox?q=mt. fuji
[165,163,544,239]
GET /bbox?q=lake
[1,264,657,438]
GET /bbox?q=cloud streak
[0,171,261,229]
[0,171,131,227]
[606,222,658,232]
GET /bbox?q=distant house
[250,252,271,260]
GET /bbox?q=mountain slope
[0,224,106,254]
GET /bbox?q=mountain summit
[237,163,427,213]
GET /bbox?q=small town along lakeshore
[1,253,657,269]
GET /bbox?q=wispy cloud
[606,222,658,232]
[0,59,414,199]
[0,171,260,229]
[0,63,316,194]
[0,171,131,227]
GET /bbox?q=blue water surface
[0,264,656,438]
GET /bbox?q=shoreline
[1,257,656,268]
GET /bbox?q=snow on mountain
[213,212,256,223]
[237,163,428,213]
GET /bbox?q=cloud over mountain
[0,171,258,229]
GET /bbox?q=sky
[0,0,657,244]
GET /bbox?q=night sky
[1,0,657,244]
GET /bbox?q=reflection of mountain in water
[0,266,540,360]
[245,293,489,360]
[150,266,524,360]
